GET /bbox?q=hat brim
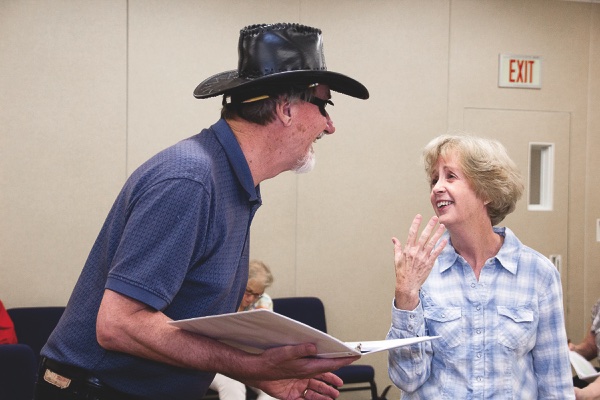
[194,69,369,100]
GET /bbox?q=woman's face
[239,279,265,310]
[429,151,488,229]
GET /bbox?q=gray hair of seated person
[422,134,524,226]
[248,259,274,288]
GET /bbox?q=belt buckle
[43,368,71,389]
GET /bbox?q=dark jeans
[34,358,139,400]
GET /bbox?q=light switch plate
[549,254,562,274]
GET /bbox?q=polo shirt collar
[213,118,261,203]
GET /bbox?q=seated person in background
[238,260,274,312]
[209,260,276,400]
[0,300,17,344]
[570,298,600,399]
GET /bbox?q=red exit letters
[509,59,535,83]
[499,54,541,89]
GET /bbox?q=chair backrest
[0,344,37,400]
[7,306,65,361]
[272,297,387,400]
[272,297,327,333]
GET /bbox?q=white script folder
[569,350,600,381]
[169,309,439,358]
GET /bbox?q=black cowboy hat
[193,23,369,101]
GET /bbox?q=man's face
[290,84,336,174]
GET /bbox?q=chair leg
[378,385,392,400]
[369,380,378,400]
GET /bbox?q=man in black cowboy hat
[35,23,368,400]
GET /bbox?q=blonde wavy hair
[422,134,524,226]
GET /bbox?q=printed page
[170,309,439,358]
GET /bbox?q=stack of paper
[569,350,600,381]
[169,309,439,358]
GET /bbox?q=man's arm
[97,289,357,398]
[570,327,598,361]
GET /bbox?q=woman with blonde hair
[387,134,574,398]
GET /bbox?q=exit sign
[498,54,542,89]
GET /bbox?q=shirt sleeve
[106,178,210,311]
[532,265,575,399]
[386,298,433,393]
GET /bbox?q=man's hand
[236,344,358,400]
[236,343,359,381]
[253,372,344,400]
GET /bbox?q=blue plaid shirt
[387,227,574,399]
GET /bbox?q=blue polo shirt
[42,119,262,399]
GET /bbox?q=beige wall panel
[582,5,600,339]
[447,0,593,339]
[127,0,303,170]
[0,1,127,307]
[448,0,591,117]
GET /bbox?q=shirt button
[409,314,415,319]
[476,306,481,311]
[476,353,482,358]
[477,377,483,382]
[471,283,476,288]
[476,329,482,334]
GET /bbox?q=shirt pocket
[424,306,463,348]
[497,306,535,351]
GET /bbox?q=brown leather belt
[37,358,139,399]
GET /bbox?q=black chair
[0,343,37,400]
[3,305,66,398]
[273,297,390,400]
[7,306,65,364]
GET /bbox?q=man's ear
[275,99,293,127]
